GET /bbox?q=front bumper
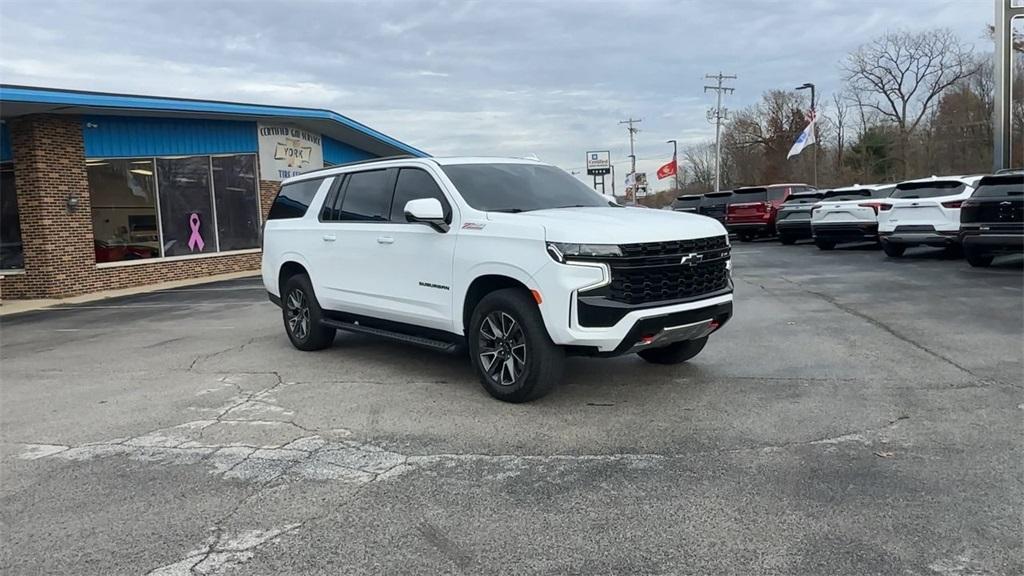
[812,222,878,242]
[531,259,734,354]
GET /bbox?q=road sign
[586,151,611,175]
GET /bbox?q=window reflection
[87,159,160,263]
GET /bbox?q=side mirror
[404,198,449,232]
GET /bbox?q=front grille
[598,236,730,305]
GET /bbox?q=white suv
[810,184,895,250]
[261,156,733,402]
[877,175,983,257]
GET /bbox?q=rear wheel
[882,242,906,257]
[779,234,797,245]
[468,288,564,403]
[637,337,708,365]
[815,239,836,251]
[965,250,994,267]
[738,233,754,242]
[282,274,336,351]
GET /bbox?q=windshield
[890,181,967,199]
[783,193,824,205]
[972,176,1023,198]
[442,163,610,212]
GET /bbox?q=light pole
[666,139,680,194]
[796,82,817,187]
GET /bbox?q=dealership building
[0,85,426,300]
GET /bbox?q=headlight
[546,242,622,263]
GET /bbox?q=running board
[320,318,460,353]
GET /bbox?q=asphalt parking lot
[1,242,1021,576]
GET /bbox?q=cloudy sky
[0,0,993,189]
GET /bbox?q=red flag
[656,156,677,180]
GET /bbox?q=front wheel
[638,337,708,365]
[815,239,836,251]
[468,288,564,403]
[738,233,754,242]
[779,234,797,245]
[882,242,906,257]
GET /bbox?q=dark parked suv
[672,194,702,213]
[959,173,1023,267]
[698,190,733,224]
[775,190,824,244]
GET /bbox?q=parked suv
[262,157,734,402]
[727,184,814,241]
[877,175,982,257]
[775,190,824,244]
[959,173,1023,267]
[698,190,733,225]
[809,184,895,250]
[672,194,702,213]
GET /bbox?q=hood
[487,207,727,244]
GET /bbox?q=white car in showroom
[877,175,983,257]
[810,184,895,250]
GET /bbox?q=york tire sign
[258,123,324,181]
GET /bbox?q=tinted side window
[319,176,346,221]
[871,186,895,198]
[268,178,324,220]
[340,170,391,221]
[390,169,451,223]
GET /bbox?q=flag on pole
[787,111,817,159]
[656,156,678,180]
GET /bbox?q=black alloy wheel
[477,311,527,387]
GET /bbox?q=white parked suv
[810,184,895,250]
[261,156,733,402]
[877,175,983,257]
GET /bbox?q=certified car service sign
[258,123,325,181]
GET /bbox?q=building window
[86,153,260,264]
[87,159,160,263]
[212,155,260,251]
[0,165,23,270]
[158,156,216,256]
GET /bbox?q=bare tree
[682,141,718,191]
[826,92,849,178]
[842,28,978,177]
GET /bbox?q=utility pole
[704,72,736,193]
[619,117,642,202]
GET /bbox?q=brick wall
[0,114,283,301]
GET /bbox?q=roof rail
[295,155,420,176]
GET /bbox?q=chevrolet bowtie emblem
[680,253,703,266]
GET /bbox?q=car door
[380,167,459,331]
[316,168,395,316]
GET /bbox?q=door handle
[377,236,395,245]
[322,234,337,242]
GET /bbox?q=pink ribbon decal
[187,213,205,252]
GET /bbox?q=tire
[637,336,708,365]
[965,251,994,267]
[468,288,564,403]
[738,233,754,242]
[815,239,836,251]
[882,242,906,257]
[281,274,336,351]
[779,234,797,245]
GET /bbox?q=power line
[619,117,642,201]
[704,72,736,193]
